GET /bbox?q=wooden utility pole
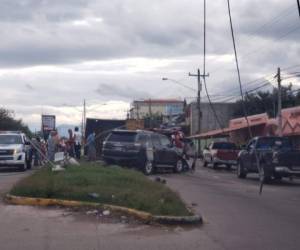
[148,99,153,129]
[277,68,283,137]
[189,69,209,153]
[83,99,86,139]
[297,0,300,17]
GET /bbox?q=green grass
[10,163,191,216]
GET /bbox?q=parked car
[102,130,187,175]
[203,141,239,170]
[0,131,32,171]
[237,136,300,181]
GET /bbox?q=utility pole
[83,99,86,139]
[297,0,300,17]
[276,68,283,137]
[189,69,209,153]
[148,98,153,129]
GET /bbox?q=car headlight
[14,148,23,155]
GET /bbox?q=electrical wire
[203,3,297,76]
[202,0,225,131]
[227,0,252,138]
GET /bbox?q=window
[247,140,255,151]
[108,132,137,142]
[0,135,23,145]
[151,134,161,147]
[256,137,291,150]
[137,134,149,145]
[212,142,237,150]
[159,135,171,147]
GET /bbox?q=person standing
[48,131,59,162]
[67,129,75,157]
[86,131,96,161]
[74,127,81,160]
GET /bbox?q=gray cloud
[0,0,299,130]
[96,83,151,100]
[25,83,34,90]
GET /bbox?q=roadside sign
[54,152,65,162]
[42,115,56,131]
[42,115,56,140]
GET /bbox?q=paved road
[0,164,300,250]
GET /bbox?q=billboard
[165,104,184,116]
[42,115,56,140]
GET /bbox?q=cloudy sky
[0,0,299,130]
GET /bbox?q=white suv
[0,131,32,171]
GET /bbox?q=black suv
[102,130,185,175]
[237,136,300,181]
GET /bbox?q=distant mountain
[56,124,81,138]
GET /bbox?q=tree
[233,85,300,118]
[0,108,32,136]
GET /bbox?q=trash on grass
[102,210,111,216]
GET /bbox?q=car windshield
[107,132,137,143]
[256,137,292,150]
[212,142,237,150]
[0,135,23,144]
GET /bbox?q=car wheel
[174,159,183,173]
[104,159,114,165]
[143,160,154,175]
[237,161,246,179]
[19,162,27,172]
[226,164,232,170]
[212,162,218,170]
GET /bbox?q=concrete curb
[5,194,202,225]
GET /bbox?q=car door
[159,135,176,165]
[151,134,163,164]
[242,140,255,170]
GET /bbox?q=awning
[189,113,269,139]
[189,128,230,139]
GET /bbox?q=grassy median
[10,163,190,216]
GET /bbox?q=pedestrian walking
[74,127,81,160]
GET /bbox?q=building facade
[188,102,235,136]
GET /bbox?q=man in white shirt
[74,127,82,160]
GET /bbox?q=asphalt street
[0,164,300,250]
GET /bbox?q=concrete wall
[190,102,235,135]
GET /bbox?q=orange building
[190,106,300,148]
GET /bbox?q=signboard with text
[42,115,56,140]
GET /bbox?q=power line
[162,78,196,92]
[226,0,252,138]
[202,0,224,130]
[205,3,294,64]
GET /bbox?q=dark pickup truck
[237,136,300,181]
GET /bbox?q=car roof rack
[0,131,23,134]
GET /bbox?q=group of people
[47,127,82,162]
[28,127,97,166]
